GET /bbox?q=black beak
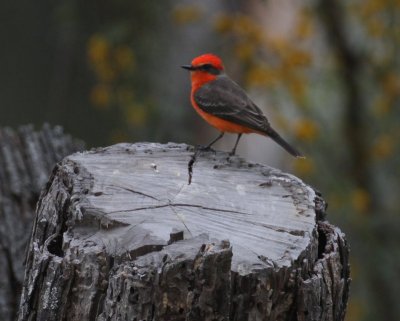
[181,64,194,71]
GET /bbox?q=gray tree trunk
[0,124,83,321]
[17,143,350,321]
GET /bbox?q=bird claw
[195,145,215,153]
[229,149,237,156]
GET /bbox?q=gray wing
[193,76,271,133]
[194,75,304,157]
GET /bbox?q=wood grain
[17,142,350,321]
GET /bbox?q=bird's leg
[206,132,225,148]
[229,133,242,156]
[198,132,224,151]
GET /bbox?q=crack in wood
[164,183,194,236]
[102,201,306,240]
[105,204,171,215]
[187,150,198,185]
[172,204,307,237]
[168,205,193,237]
[112,186,159,201]
[105,202,251,217]
[187,146,217,184]
[259,223,306,237]
[172,203,250,215]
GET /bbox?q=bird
[181,53,304,158]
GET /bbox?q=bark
[17,143,350,321]
[0,124,83,321]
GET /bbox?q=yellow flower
[296,9,314,39]
[284,50,312,68]
[87,35,110,65]
[294,119,319,141]
[382,72,400,98]
[172,5,202,25]
[246,66,278,87]
[267,37,290,56]
[126,104,147,126]
[293,158,314,176]
[114,46,135,71]
[371,134,394,159]
[361,0,386,16]
[90,84,111,109]
[234,43,255,61]
[367,18,385,37]
[287,78,307,105]
[351,188,371,214]
[234,16,264,43]
[87,35,118,81]
[214,15,233,34]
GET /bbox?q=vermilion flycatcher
[182,53,303,157]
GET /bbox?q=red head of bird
[181,53,225,89]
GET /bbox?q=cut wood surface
[0,124,83,321]
[17,142,350,321]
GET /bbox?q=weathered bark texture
[0,124,83,321]
[17,143,350,321]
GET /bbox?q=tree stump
[17,143,350,321]
[0,124,83,321]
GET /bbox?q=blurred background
[1,0,399,320]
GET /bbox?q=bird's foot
[195,145,215,153]
[229,149,237,156]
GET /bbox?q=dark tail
[265,127,304,158]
